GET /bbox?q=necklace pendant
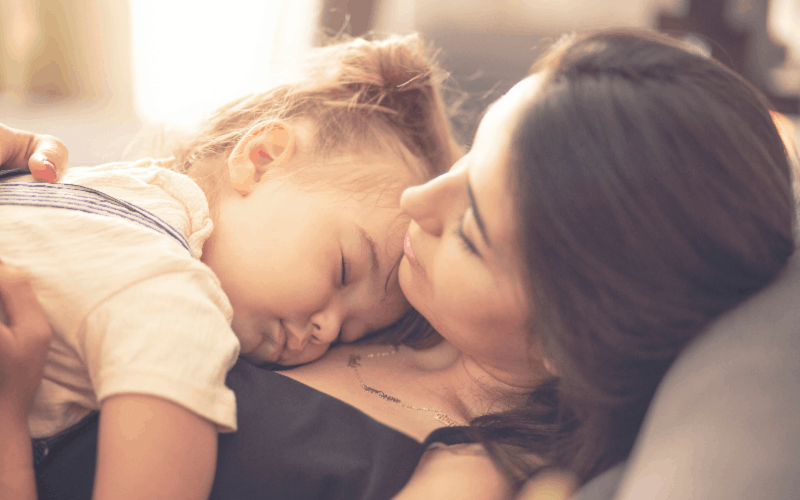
[347,354,362,368]
[348,348,462,428]
[435,413,460,427]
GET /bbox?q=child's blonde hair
[172,33,461,193]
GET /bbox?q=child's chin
[254,360,309,371]
[252,360,286,371]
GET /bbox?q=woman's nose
[400,168,463,237]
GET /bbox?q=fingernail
[37,160,57,183]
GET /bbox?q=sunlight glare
[129,0,317,126]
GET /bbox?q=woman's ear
[228,121,296,196]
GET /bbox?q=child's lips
[234,315,286,364]
[250,321,286,364]
[268,321,288,362]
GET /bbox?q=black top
[35,360,469,500]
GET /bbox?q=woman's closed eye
[456,214,481,257]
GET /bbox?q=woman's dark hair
[470,29,796,486]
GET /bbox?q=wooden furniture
[658,0,799,114]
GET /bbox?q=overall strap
[0,168,193,256]
[0,167,30,181]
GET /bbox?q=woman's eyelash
[456,215,480,256]
[341,254,347,285]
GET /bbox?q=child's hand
[0,262,52,421]
[0,124,68,182]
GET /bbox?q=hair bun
[322,34,441,115]
[173,32,461,181]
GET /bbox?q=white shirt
[0,159,239,438]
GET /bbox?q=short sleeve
[82,271,240,432]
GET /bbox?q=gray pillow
[610,254,800,500]
[572,463,625,500]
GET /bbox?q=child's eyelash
[456,215,480,256]
[341,254,347,285]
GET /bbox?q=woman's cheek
[398,259,425,309]
[398,239,470,312]
[436,242,476,296]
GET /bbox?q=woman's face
[399,75,545,380]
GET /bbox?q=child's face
[202,155,416,366]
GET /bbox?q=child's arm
[0,124,68,182]
[0,263,53,500]
[84,273,238,500]
[94,395,218,500]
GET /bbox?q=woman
[1,28,796,500]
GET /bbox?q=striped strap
[0,170,192,256]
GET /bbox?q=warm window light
[129,0,320,126]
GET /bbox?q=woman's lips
[404,230,414,259]
[403,229,426,276]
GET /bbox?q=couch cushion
[612,253,800,500]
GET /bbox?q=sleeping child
[0,33,460,500]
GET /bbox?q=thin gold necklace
[347,346,462,427]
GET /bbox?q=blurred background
[0,0,798,164]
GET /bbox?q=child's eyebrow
[358,226,380,282]
[384,254,403,293]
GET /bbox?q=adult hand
[393,443,515,500]
[515,470,576,500]
[0,262,52,419]
[0,124,68,182]
[0,262,52,500]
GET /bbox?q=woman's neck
[277,340,545,441]
[401,340,541,419]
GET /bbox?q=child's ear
[228,121,296,196]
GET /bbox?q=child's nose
[400,169,463,238]
[308,308,342,345]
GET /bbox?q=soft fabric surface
[612,253,800,500]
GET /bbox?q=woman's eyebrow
[467,181,491,247]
